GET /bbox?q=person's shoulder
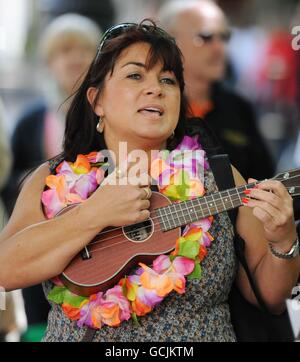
[21,162,51,190]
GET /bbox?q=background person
[158,0,275,181]
[0,98,26,342]
[1,13,101,342]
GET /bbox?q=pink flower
[77,293,104,329]
[176,135,201,151]
[127,274,163,309]
[172,256,195,275]
[42,156,103,218]
[77,286,131,329]
[135,286,163,308]
[153,255,172,273]
[103,286,131,322]
[70,169,99,199]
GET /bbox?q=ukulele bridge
[80,246,92,260]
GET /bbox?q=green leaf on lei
[175,170,190,201]
[47,286,67,305]
[178,238,199,259]
[184,230,202,242]
[48,286,88,308]
[63,290,89,308]
[187,262,202,280]
[163,184,180,200]
[121,278,127,296]
[169,254,176,262]
[131,312,140,326]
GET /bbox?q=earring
[170,131,175,139]
[96,117,104,133]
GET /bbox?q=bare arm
[232,166,300,314]
[0,164,106,290]
[0,162,151,291]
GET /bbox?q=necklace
[43,135,214,329]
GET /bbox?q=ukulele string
[86,178,299,247]
[85,185,300,254]
[87,193,245,247]
[88,173,300,241]
[87,181,300,248]
[88,183,257,241]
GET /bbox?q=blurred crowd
[0,0,299,342]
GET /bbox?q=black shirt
[204,83,275,181]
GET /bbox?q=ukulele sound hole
[123,219,154,243]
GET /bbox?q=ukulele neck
[156,182,255,231]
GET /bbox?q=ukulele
[56,168,300,296]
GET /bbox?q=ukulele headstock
[272,168,300,197]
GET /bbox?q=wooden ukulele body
[58,192,180,296]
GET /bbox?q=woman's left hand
[245,178,297,249]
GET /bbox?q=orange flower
[139,264,173,297]
[198,244,208,262]
[172,275,186,294]
[131,298,152,317]
[71,154,91,174]
[90,306,102,329]
[100,304,121,327]
[85,151,102,163]
[45,175,67,200]
[62,303,81,321]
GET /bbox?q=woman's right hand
[81,162,152,229]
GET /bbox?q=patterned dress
[42,162,238,342]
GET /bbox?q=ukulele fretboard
[156,183,256,231]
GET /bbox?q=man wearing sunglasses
[158,0,300,343]
[158,0,275,182]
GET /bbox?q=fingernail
[243,189,251,195]
[242,197,249,204]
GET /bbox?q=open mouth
[138,106,164,116]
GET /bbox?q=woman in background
[1,14,101,341]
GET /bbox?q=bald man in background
[159,1,298,343]
[158,0,275,181]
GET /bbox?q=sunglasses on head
[95,22,175,61]
[194,30,231,45]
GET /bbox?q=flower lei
[42,135,214,329]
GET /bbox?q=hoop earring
[96,117,104,133]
